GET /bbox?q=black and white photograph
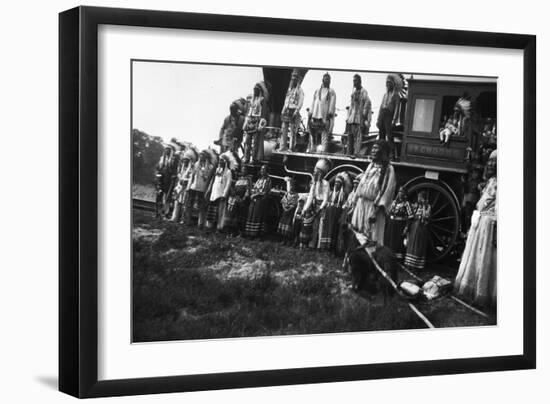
[131,61,498,342]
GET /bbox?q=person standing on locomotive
[155,144,178,218]
[346,74,372,156]
[454,150,497,308]
[377,74,402,160]
[350,140,396,243]
[243,82,268,164]
[218,99,245,153]
[279,71,304,152]
[303,158,331,248]
[308,72,337,153]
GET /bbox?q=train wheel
[406,181,460,263]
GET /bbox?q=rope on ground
[398,263,490,320]
[448,295,490,319]
[407,303,435,328]
[352,231,435,329]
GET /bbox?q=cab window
[411,98,436,133]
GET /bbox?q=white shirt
[209,168,232,201]
[310,87,336,120]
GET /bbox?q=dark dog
[342,227,399,301]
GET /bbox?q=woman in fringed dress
[205,155,233,231]
[318,172,351,251]
[350,140,396,243]
[303,158,331,248]
[244,165,272,237]
[384,186,414,260]
[224,165,252,235]
[404,191,431,270]
[454,150,497,308]
[335,174,361,255]
[277,177,299,244]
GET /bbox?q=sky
[132,61,494,150]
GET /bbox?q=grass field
[132,210,494,343]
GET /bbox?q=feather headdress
[254,81,270,102]
[182,145,199,163]
[335,171,353,195]
[386,73,404,93]
[454,97,472,118]
[219,150,240,171]
[200,148,219,167]
[314,158,333,176]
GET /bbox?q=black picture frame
[59,5,536,398]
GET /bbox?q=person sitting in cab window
[279,70,304,152]
[438,96,471,147]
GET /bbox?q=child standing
[404,191,431,270]
[292,197,307,248]
[384,186,414,260]
[299,208,315,249]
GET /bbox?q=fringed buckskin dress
[350,162,396,242]
[454,177,497,307]
[404,203,431,270]
[244,176,272,237]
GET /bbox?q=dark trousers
[377,108,395,154]
[347,124,362,156]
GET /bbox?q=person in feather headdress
[350,140,396,243]
[303,158,332,248]
[318,172,351,251]
[454,150,497,308]
[170,148,197,223]
[377,74,403,159]
[243,82,269,164]
[205,154,233,231]
[186,150,214,228]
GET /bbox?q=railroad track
[352,231,492,329]
[133,198,156,213]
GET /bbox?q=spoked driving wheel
[406,181,460,263]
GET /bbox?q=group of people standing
[155,137,497,309]
[155,143,275,238]
[216,71,404,161]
